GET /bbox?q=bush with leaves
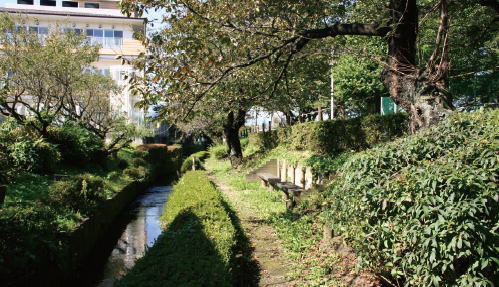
[47,174,109,216]
[48,122,103,165]
[304,153,352,179]
[0,118,61,182]
[180,151,210,173]
[209,144,228,160]
[322,109,498,286]
[123,166,147,181]
[248,113,408,155]
[0,205,65,285]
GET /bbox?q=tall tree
[0,15,147,153]
[122,0,497,132]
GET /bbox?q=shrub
[322,109,498,286]
[48,122,103,165]
[106,171,121,181]
[132,157,147,168]
[145,146,182,180]
[248,131,278,151]
[209,144,228,159]
[248,113,408,155]
[240,137,249,150]
[116,171,237,287]
[304,152,352,179]
[0,205,63,285]
[180,151,210,173]
[117,159,129,170]
[32,141,61,173]
[123,167,146,181]
[47,173,108,216]
[0,118,61,178]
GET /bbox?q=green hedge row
[180,151,210,173]
[249,113,408,154]
[322,109,498,286]
[116,171,237,287]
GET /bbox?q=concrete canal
[80,186,172,287]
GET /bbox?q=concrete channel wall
[41,180,148,286]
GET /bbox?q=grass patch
[206,158,286,220]
[206,158,346,286]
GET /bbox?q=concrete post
[280,159,287,182]
[192,156,196,171]
[277,159,280,179]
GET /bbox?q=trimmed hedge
[209,144,228,159]
[132,146,183,182]
[180,151,210,173]
[322,109,498,286]
[249,113,408,154]
[116,171,237,287]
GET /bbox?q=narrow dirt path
[209,176,296,287]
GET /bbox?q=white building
[0,0,147,126]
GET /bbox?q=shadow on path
[220,198,261,287]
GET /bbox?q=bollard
[192,156,196,171]
[0,185,6,207]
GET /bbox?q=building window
[40,0,56,6]
[86,29,123,49]
[63,28,82,35]
[84,3,100,9]
[29,26,49,41]
[62,1,78,7]
[17,0,34,4]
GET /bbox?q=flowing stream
[88,186,172,287]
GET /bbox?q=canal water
[88,186,172,287]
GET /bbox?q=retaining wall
[40,180,148,286]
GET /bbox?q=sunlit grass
[206,157,346,286]
[206,158,286,221]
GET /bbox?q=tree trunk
[223,109,246,167]
[367,94,381,114]
[384,0,453,132]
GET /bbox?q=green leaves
[322,109,499,286]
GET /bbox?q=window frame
[17,0,34,5]
[40,0,56,6]
[86,29,124,49]
[62,1,79,8]
[84,2,100,9]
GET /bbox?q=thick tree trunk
[366,94,381,114]
[223,109,246,167]
[384,0,453,132]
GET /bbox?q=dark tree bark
[383,0,453,132]
[367,95,381,114]
[223,109,246,167]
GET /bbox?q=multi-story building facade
[0,0,146,126]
